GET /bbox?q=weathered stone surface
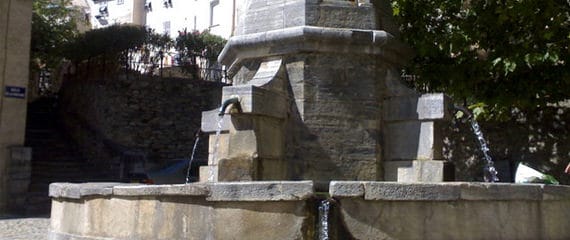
[330,181,570,201]
[383,160,413,181]
[364,182,462,201]
[384,93,452,121]
[329,181,365,197]
[113,184,209,197]
[49,182,124,199]
[201,109,231,133]
[212,201,313,240]
[199,165,218,182]
[220,26,410,72]
[59,78,224,171]
[543,184,570,200]
[384,160,445,182]
[49,181,315,240]
[157,183,208,196]
[217,156,256,181]
[332,182,570,239]
[207,181,314,201]
[460,182,543,200]
[235,0,391,35]
[384,121,444,161]
[220,84,288,119]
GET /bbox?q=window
[209,0,219,28]
[163,21,171,35]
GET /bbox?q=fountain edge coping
[329,181,570,201]
[49,181,314,202]
[218,26,413,76]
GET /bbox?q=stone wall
[444,106,570,184]
[285,53,385,183]
[58,77,224,174]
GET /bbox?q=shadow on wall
[282,54,385,185]
[58,76,225,173]
[444,106,570,184]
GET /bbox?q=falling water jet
[209,116,225,182]
[318,199,331,240]
[185,130,202,184]
[455,105,499,182]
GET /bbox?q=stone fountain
[49,1,570,239]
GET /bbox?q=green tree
[30,0,83,70]
[392,0,570,119]
[63,25,173,78]
[175,30,226,78]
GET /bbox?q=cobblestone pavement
[0,215,50,240]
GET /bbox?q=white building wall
[82,0,145,29]
[76,0,239,39]
[145,0,236,39]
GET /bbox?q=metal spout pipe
[219,97,242,116]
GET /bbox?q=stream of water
[208,116,225,182]
[318,199,330,240]
[185,130,201,184]
[468,118,499,182]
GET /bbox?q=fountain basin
[48,181,315,240]
[48,181,570,239]
[330,181,570,240]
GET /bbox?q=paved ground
[0,215,50,240]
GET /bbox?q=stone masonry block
[384,93,452,121]
[363,182,462,201]
[384,160,445,182]
[460,183,542,201]
[218,156,256,181]
[49,182,123,199]
[384,121,443,161]
[329,181,365,197]
[383,161,412,182]
[201,109,231,133]
[207,181,314,201]
[199,165,218,182]
[221,85,288,119]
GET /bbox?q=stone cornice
[219,26,413,77]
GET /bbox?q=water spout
[219,97,242,116]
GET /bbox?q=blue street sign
[5,86,26,99]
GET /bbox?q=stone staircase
[24,97,92,215]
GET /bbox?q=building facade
[77,0,237,39]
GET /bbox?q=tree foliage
[63,25,173,76]
[31,0,83,70]
[174,30,226,77]
[63,24,148,61]
[392,0,570,118]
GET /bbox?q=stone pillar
[0,0,33,213]
[383,93,453,182]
